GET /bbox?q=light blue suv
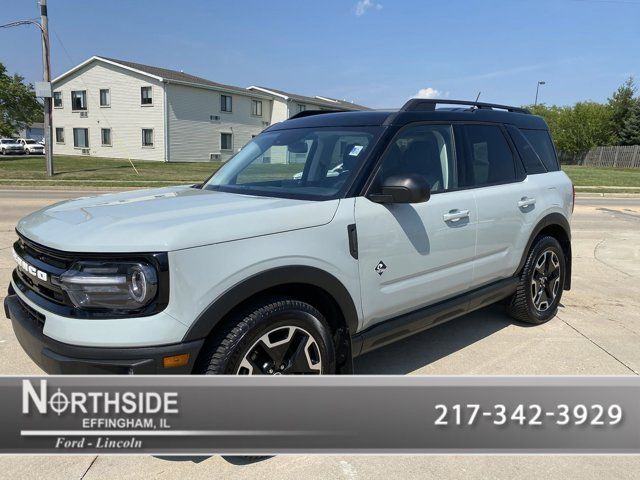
[5,99,573,375]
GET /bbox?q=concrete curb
[576,192,640,198]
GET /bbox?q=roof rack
[289,109,344,120]
[400,99,530,114]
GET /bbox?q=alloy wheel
[237,325,323,375]
[531,249,561,312]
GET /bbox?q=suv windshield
[25,140,36,144]
[204,126,383,200]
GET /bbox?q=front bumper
[4,293,204,374]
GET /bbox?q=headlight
[55,261,158,310]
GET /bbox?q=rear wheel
[508,236,565,324]
[196,298,335,375]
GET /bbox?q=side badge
[375,261,387,276]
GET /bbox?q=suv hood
[17,186,340,252]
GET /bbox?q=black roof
[268,104,548,131]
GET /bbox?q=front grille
[13,235,71,306]
[18,236,72,270]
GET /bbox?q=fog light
[163,353,190,368]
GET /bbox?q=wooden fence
[559,145,640,167]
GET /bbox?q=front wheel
[507,236,565,324]
[196,298,336,375]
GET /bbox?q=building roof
[52,56,370,109]
[247,86,370,111]
[96,57,252,95]
[52,56,269,98]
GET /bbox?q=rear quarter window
[506,126,546,175]
[521,129,559,171]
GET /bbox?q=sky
[1,0,639,109]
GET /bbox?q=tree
[619,99,640,145]
[608,77,637,143]
[527,102,614,155]
[0,62,43,138]
[557,102,615,155]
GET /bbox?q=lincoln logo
[12,248,48,282]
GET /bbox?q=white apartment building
[247,86,369,122]
[51,56,368,162]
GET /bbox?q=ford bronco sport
[5,99,573,375]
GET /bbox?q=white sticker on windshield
[349,145,364,156]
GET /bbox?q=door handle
[443,209,470,222]
[518,197,536,208]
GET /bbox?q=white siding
[268,97,337,121]
[52,62,165,161]
[270,98,289,124]
[166,83,272,162]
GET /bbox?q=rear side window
[460,125,516,187]
[506,125,546,175]
[521,129,559,171]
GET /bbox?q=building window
[141,86,153,105]
[71,90,87,110]
[142,128,154,147]
[221,132,233,150]
[221,95,232,112]
[53,91,63,108]
[101,128,112,146]
[251,99,262,117]
[73,128,89,148]
[297,104,306,113]
[55,127,64,144]
[99,89,110,107]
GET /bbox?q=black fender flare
[516,212,572,290]
[182,266,360,342]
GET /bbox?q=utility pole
[40,0,53,176]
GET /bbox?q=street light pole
[534,81,546,107]
[40,0,53,176]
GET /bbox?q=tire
[507,236,565,324]
[196,297,336,375]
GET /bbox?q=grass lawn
[1,154,640,192]
[0,154,220,187]
[562,165,640,191]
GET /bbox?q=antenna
[475,91,481,103]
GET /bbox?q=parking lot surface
[0,189,639,479]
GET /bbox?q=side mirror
[369,175,431,204]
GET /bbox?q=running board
[351,277,518,357]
